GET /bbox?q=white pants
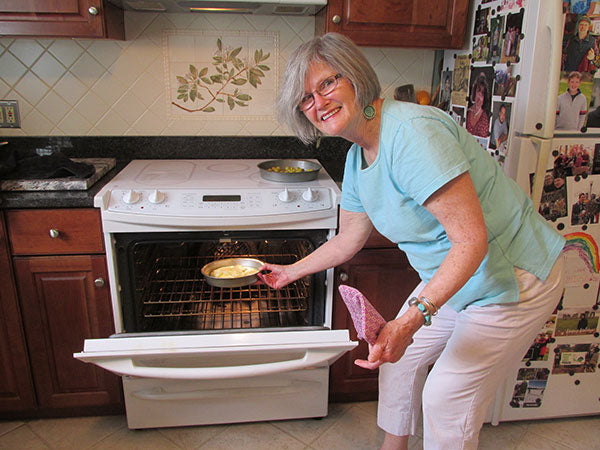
[377,257,564,450]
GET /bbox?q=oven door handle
[88,347,352,380]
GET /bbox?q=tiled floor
[0,402,598,449]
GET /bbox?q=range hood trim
[113,0,327,15]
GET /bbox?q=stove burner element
[206,162,251,173]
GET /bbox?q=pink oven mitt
[338,285,387,345]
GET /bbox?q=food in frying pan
[210,264,260,278]
[267,166,308,173]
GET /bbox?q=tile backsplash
[0,12,435,137]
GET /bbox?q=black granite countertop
[0,136,351,209]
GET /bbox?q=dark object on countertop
[394,84,415,102]
[0,148,96,180]
[0,143,16,176]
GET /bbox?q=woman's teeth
[321,107,341,121]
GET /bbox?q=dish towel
[338,285,387,345]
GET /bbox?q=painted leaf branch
[172,38,271,113]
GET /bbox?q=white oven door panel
[74,330,356,380]
[122,367,330,429]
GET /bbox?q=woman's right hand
[257,262,295,289]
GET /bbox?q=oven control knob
[148,189,165,204]
[302,188,317,202]
[278,188,293,202]
[122,189,140,204]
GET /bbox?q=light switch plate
[0,100,21,128]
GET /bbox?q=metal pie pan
[201,257,264,288]
[257,159,321,182]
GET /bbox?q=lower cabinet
[12,255,122,416]
[330,231,421,402]
[0,209,123,418]
[0,214,36,414]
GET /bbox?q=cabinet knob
[94,278,105,287]
[339,272,349,282]
[88,6,99,15]
[332,15,341,24]
[49,228,60,238]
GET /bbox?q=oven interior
[114,230,329,334]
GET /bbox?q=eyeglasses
[298,73,342,111]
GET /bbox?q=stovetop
[94,159,341,226]
[104,159,336,189]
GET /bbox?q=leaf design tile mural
[164,30,279,120]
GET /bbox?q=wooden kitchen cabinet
[1,208,123,418]
[0,213,36,415]
[316,0,470,48]
[329,230,421,402]
[0,0,124,39]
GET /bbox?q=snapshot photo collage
[559,2,600,132]
[433,0,525,166]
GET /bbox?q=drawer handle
[94,278,105,287]
[332,14,341,24]
[49,228,60,238]
[88,6,99,15]
[339,272,349,282]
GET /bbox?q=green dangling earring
[363,104,376,120]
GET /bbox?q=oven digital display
[202,195,242,202]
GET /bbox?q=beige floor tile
[157,423,228,449]
[0,420,25,437]
[524,416,600,449]
[310,403,385,450]
[90,426,181,449]
[0,424,49,449]
[27,415,126,449]
[269,402,351,445]
[478,421,529,450]
[515,431,575,450]
[200,422,305,450]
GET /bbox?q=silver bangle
[419,297,439,316]
[408,297,432,326]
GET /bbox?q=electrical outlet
[0,100,21,128]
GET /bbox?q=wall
[0,12,435,137]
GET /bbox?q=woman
[259,33,565,450]
[466,72,491,137]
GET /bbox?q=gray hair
[277,33,381,145]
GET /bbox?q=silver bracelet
[408,297,432,326]
[419,297,439,316]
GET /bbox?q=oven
[74,159,356,429]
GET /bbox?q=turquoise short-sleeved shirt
[341,99,565,311]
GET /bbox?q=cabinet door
[317,0,469,48]
[13,255,123,414]
[330,248,421,402]
[0,214,36,415]
[0,0,124,39]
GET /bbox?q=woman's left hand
[354,309,422,370]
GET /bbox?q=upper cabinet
[316,0,470,48]
[0,0,124,39]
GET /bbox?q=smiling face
[301,61,360,139]
[568,75,581,93]
[579,20,590,38]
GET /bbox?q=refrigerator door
[74,329,357,380]
[512,0,563,138]
[492,135,600,422]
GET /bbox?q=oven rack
[139,254,310,329]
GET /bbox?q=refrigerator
[439,0,600,423]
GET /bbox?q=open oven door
[75,329,357,428]
[74,329,356,380]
